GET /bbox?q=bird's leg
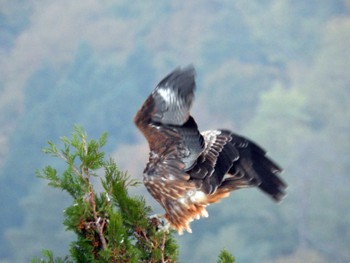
[149,214,171,233]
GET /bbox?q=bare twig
[160,232,167,263]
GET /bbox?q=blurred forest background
[1,1,349,262]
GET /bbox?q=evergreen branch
[217,249,235,263]
[57,150,82,179]
[32,249,71,263]
[78,130,108,251]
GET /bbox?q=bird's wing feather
[151,66,196,126]
[135,65,203,171]
[189,130,239,194]
[144,145,208,234]
[189,130,286,201]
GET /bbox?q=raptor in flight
[134,66,286,234]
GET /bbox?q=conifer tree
[33,126,234,262]
[217,250,236,263]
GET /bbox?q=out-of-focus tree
[295,16,350,262]
[0,0,32,49]
[264,247,328,263]
[198,61,280,129]
[0,43,155,260]
[5,184,73,262]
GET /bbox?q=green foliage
[217,249,235,263]
[35,127,179,262]
[31,249,70,263]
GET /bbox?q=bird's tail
[220,134,287,202]
[248,141,286,201]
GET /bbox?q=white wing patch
[157,87,174,104]
[201,130,222,149]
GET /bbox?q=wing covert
[189,130,238,194]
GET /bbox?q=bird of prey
[134,65,286,234]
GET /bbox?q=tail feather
[253,148,287,202]
[223,133,286,202]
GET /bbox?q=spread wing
[189,130,286,202]
[134,65,204,170]
[151,65,196,126]
[134,65,196,129]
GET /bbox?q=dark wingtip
[149,65,197,126]
[165,65,196,78]
[156,65,196,91]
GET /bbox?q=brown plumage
[134,66,286,234]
